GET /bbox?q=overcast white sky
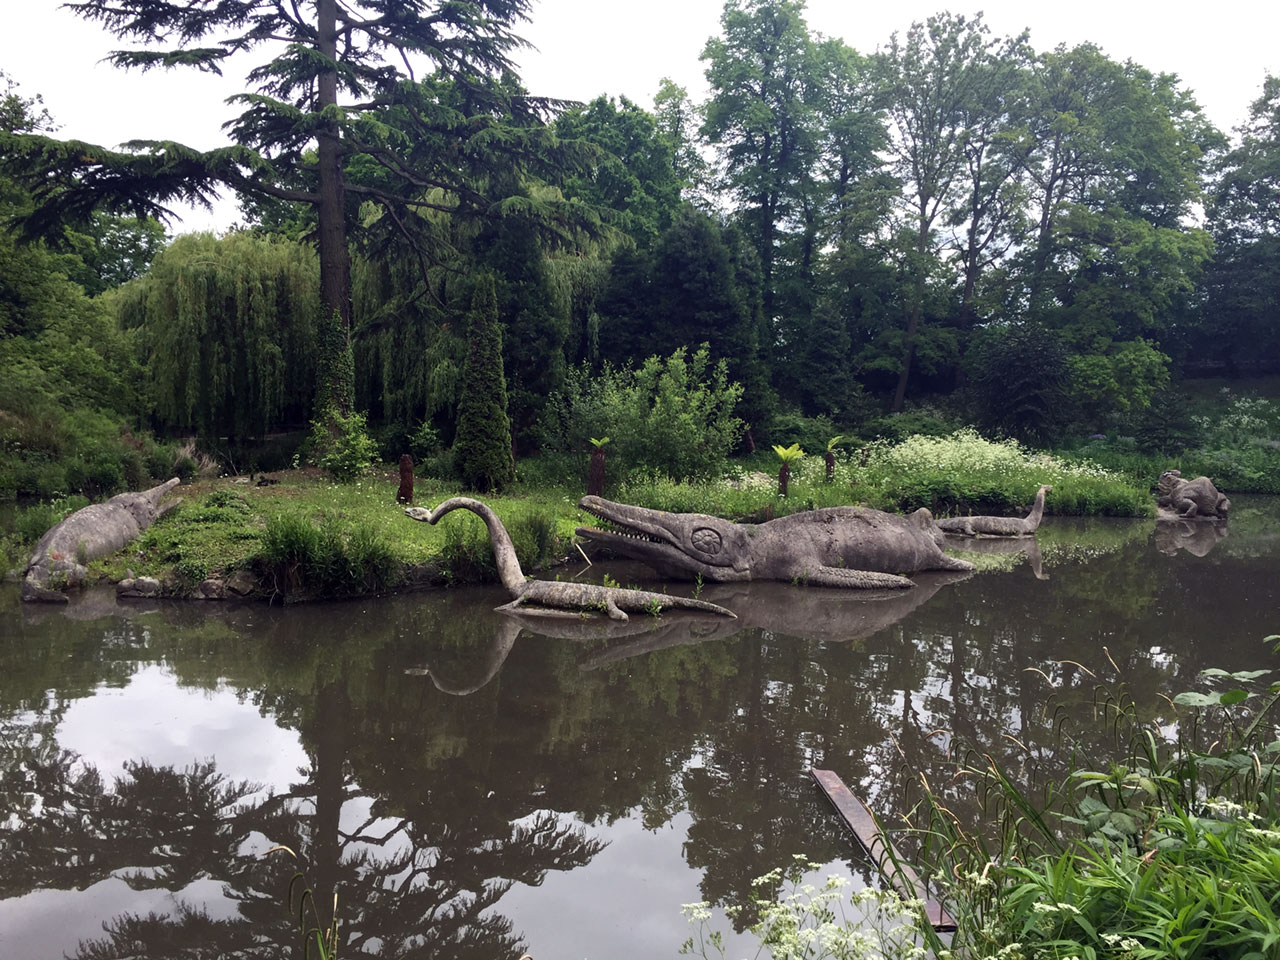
[4,0,1276,232]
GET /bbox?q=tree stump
[396,454,415,504]
[587,446,606,498]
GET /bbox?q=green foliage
[771,443,805,464]
[541,345,745,485]
[1068,338,1172,429]
[453,275,515,493]
[9,496,90,544]
[858,429,1151,516]
[63,211,166,296]
[435,512,496,584]
[408,421,441,462]
[313,305,355,420]
[965,322,1074,444]
[1064,388,1280,495]
[260,511,402,599]
[766,412,842,456]
[909,636,1280,960]
[309,408,377,484]
[112,231,320,438]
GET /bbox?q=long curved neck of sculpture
[1024,486,1048,530]
[428,497,526,596]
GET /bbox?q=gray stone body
[935,484,1052,537]
[406,498,736,620]
[23,478,181,603]
[576,496,974,589]
[1157,470,1230,519]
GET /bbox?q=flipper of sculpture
[23,478,182,603]
[934,485,1052,537]
[576,496,974,589]
[1156,470,1230,520]
[405,497,736,620]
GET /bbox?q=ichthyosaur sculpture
[405,497,735,620]
[575,495,974,589]
[934,484,1053,537]
[23,478,182,603]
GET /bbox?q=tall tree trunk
[316,0,352,414]
[891,223,930,413]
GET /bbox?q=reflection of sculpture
[945,534,1048,579]
[406,498,735,620]
[1157,470,1230,519]
[1155,519,1228,557]
[935,485,1052,537]
[697,571,971,643]
[577,496,973,589]
[23,478,181,603]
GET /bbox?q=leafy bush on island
[539,345,745,487]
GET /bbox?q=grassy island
[4,430,1158,602]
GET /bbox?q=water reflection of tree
[1,597,611,960]
[3,506,1277,956]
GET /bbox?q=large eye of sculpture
[691,527,722,555]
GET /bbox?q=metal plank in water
[810,768,956,932]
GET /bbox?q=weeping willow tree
[351,246,467,440]
[114,232,319,440]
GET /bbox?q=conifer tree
[454,275,515,493]
[0,0,553,427]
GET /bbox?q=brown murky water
[1,498,1277,959]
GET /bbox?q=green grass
[20,428,1150,598]
[85,468,580,597]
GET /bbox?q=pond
[2,498,1278,959]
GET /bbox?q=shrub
[857,428,1151,517]
[309,408,378,483]
[908,636,1280,960]
[12,496,90,544]
[766,411,842,456]
[541,345,745,485]
[964,321,1074,444]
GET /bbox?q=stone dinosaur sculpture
[934,485,1053,537]
[405,497,735,620]
[1156,470,1230,519]
[576,496,974,589]
[23,478,182,603]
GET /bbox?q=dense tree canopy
[4,0,1279,485]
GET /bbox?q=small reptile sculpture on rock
[935,484,1052,537]
[576,496,973,589]
[405,497,735,620]
[24,478,181,603]
[1156,470,1230,519]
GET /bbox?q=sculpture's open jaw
[575,496,739,579]
[576,498,679,552]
